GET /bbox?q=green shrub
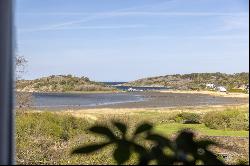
[228,89,247,93]
[172,112,201,124]
[16,112,88,141]
[203,109,249,131]
[236,158,249,165]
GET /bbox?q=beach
[160,90,249,98]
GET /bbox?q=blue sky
[16,0,249,81]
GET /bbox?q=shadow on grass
[72,121,225,165]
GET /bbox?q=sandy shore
[85,91,248,109]
[160,90,249,98]
[53,104,249,119]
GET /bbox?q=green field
[155,123,249,137]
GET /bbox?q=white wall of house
[217,86,227,92]
[206,83,215,89]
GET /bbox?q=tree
[15,55,27,80]
[15,55,32,109]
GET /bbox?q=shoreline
[32,103,249,114]
[88,91,248,109]
[16,90,123,94]
[17,89,249,97]
[160,90,249,98]
[28,104,249,118]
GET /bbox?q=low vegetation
[155,123,248,137]
[16,105,249,165]
[228,88,248,93]
[203,109,249,131]
[124,72,249,91]
[72,122,224,165]
[16,75,116,92]
[16,111,91,164]
[170,112,201,124]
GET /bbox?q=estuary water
[29,91,248,110]
[31,92,144,109]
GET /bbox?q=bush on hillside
[228,89,247,93]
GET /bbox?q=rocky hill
[123,72,249,91]
[16,75,116,92]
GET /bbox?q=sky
[16,0,249,82]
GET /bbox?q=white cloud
[19,11,248,17]
[118,35,248,41]
[18,11,248,32]
[18,24,148,32]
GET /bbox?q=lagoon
[30,91,248,110]
[31,92,144,109]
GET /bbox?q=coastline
[16,90,123,94]
[16,88,249,98]
[17,89,249,97]
[160,90,249,98]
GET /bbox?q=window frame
[0,0,14,164]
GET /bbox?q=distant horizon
[16,0,249,81]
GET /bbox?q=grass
[155,123,249,137]
[16,105,249,165]
[228,89,247,93]
[203,108,249,130]
[16,111,137,165]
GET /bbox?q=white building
[206,83,215,89]
[128,88,137,92]
[217,86,227,92]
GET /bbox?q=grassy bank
[155,123,248,137]
[19,90,123,94]
[16,105,249,165]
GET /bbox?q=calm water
[32,92,144,108]
[101,82,170,91]
[30,82,170,109]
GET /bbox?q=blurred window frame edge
[0,0,15,165]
